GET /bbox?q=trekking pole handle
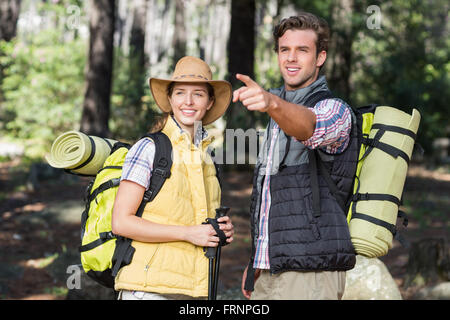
[215,206,230,219]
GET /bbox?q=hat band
[173,74,210,81]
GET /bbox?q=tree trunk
[0,0,21,102]
[80,0,116,137]
[226,0,255,130]
[171,0,186,69]
[156,0,171,64]
[130,0,147,69]
[0,0,21,41]
[326,0,354,102]
[126,0,150,137]
[129,0,147,102]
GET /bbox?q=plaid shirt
[121,116,208,189]
[253,98,352,269]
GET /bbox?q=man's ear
[316,50,327,68]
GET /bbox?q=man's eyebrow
[279,45,310,50]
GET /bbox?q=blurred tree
[127,0,150,135]
[129,0,147,83]
[0,0,21,41]
[226,0,256,130]
[156,0,171,64]
[80,0,116,137]
[172,0,187,69]
[326,0,354,102]
[0,0,21,102]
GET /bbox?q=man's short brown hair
[273,12,330,55]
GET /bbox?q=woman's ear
[206,97,214,111]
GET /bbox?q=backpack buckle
[99,231,115,240]
[353,193,370,201]
[359,193,370,201]
[153,168,170,178]
[143,189,153,202]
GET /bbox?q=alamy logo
[66,264,82,290]
[366,5,382,30]
[175,121,281,168]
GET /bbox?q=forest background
[1,0,448,157]
[0,0,449,300]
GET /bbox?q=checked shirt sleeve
[120,138,155,190]
[301,98,352,154]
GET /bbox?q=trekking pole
[203,240,216,300]
[212,206,230,300]
[203,206,230,300]
[208,256,215,300]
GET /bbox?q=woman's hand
[184,224,220,247]
[217,215,234,244]
[184,215,235,247]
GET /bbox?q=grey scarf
[257,75,331,174]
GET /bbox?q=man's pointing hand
[232,73,273,113]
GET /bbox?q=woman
[111,56,234,300]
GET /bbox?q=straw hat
[149,56,232,125]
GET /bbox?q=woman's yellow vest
[114,117,221,297]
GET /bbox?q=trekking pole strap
[205,217,228,247]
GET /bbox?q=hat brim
[149,77,232,125]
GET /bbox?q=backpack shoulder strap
[279,89,334,170]
[303,90,350,217]
[111,131,173,278]
[303,89,333,108]
[130,131,173,219]
[139,132,173,210]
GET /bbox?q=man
[235,12,358,300]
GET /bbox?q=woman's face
[168,82,214,129]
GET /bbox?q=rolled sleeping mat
[348,106,421,258]
[46,131,118,176]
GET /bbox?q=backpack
[304,91,421,258]
[79,132,173,288]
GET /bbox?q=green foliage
[1,0,448,159]
[350,0,450,151]
[0,30,86,158]
[109,48,160,142]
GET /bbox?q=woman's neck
[172,115,195,142]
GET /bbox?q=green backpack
[302,90,421,257]
[79,132,173,288]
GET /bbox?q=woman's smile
[180,108,197,117]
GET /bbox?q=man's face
[277,29,326,91]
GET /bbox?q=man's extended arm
[232,74,316,141]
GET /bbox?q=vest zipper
[144,244,160,287]
[268,180,273,275]
[254,169,265,244]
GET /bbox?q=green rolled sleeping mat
[46,131,118,176]
[347,106,421,258]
